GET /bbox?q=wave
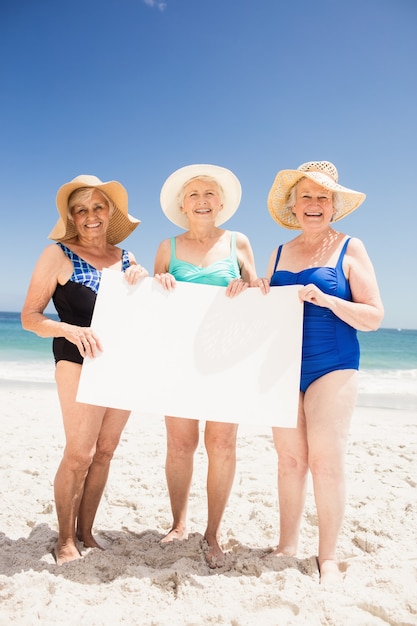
[359,368,417,394]
[357,369,417,411]
[0,359,55,384]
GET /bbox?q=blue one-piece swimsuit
[52,243,131,365]
[270,237,360,392]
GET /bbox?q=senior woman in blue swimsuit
[154,164,259,567]
[257,161,384,585]
[21,175,148,565]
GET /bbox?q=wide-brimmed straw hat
[267,161,366,230]
[48,175,140,244]
[160,164,242,229]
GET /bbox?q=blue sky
[1,0,416,329]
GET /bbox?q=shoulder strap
[170,237,177,260]
[273,245,283,272]
[57,242,76,261]
[121,249,130,271]
[336,237,351,269]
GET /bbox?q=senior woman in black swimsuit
[21,175,148,565]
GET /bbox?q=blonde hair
[67,187,115,220]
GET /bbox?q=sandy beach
[1,380,416,625]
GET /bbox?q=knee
[205,434,236,458]
[278,453,309,479]
[309,456,344,483]
[167,435,198,458]
[93,437,121,465]
[63,447,95,472]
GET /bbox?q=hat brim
[160,164,242,229]
[268,169,366,229]
[49,177,140,245]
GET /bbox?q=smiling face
[180,178,224,225]
[293,178,335,229]
[68,188,113,240]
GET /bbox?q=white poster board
[77,272,303,427]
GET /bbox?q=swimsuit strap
[170,237,177,259]
[335,237,351,269]
[273,245,283,272]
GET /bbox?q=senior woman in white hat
[154,164,259,567]
[258,161,384,585]
[21,175,148,565]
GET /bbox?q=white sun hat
[160,164,242,229]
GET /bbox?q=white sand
[0,381,416,625]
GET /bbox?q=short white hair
[177,175,225,208]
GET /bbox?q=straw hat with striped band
[48,175,140,244]
[267,161,366,230]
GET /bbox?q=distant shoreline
[0,310,416,332]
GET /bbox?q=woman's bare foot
[269,548,295,556]
[53,541,82,566]
[77,533,104,550]
[317,558,342,586]
[204,535,226,569]
[267,545,296,558]
[160,527,188,544]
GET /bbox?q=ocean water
[0,312,416,410]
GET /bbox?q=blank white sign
[77,271,303,427]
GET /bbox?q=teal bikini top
[168,232,241,287]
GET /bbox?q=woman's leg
[304,369,358,583]
[204,420,238,567]
[54,361,106,564]
[161,416,199,542]
[271,394,309,556]
[76,406,130,548]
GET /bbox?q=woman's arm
[21,245,68,337]
[235,232,258,284]
[249,248,278,294]
[21,244,102,357]
[299,238,384,331]
[225,232,258,297]
[154,238,176,290]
